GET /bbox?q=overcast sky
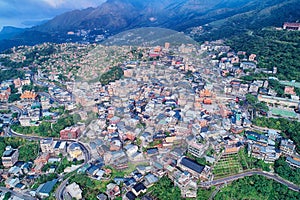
[0,0,106,30]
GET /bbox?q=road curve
[9,128,91,163]
[55,178,69,200]
[9,129,91,199]
[200,170,300,192]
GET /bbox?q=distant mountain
[32,0,257,33]
[0,26,25,40]
[1,0,300,51]
[192,0,300,41]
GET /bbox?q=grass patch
[213,153,243,179]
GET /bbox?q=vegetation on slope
[193,0,300,42]
[226,29,300,81]
[274,157,300,186]
[0,137,38,167]
[149,176,181,200]
[99,66,123,85]
[215,175,300,200]
[11,114,81,138]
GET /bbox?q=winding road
[9,128,91,162]
[9,128,91,199]
[200,170,300,192]
[55,177,69,200]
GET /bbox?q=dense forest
[226,29,300,81]
[274,157,300,186]
[215,175,300,200]
[149,176,181,200]
[99,66,124,85]
[0,69,25,83]
[0,137,38,167]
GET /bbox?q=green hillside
[227,29,300,81]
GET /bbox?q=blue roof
[69,142,80,150]
[287,156,300,167]
[145,173,158,184]
[15,183,24,189]
[201,126,209,133]
[126,191,137,200]
[147,148,158,155]
[54,141,61,148]
[124,177,136,186]
[114,177,125,185]
[87,165,99,174]
[38,179,57,194]
[180,157,205,174]
[133,182,146,192]
[153,162,163,170]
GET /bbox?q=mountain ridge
[0,0,299,52]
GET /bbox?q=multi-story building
[283,22,300,30]
[40,96,51,110]
[280,139,295,156]
[18,116,32,127]
[60,127,81,139]
[187,140,206,158]
[53,141,67,156]
[40,138,54,153]
[2,146,19,167]
[286,154,300,169]
[170,168,197,198]
[177,157,211,181]
[66,183,83,200]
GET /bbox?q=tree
[274,157,300,185]
[3,192,11,200]
[8,93,21,103]
[99,66,123,85]
[22,84,34,92]
[246,94,257,106]
[19,142,39,162]
[197,187,215,200]
[215,175,300,200]
[149,176,182,200]
[253,117,300,152]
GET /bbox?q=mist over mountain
[32,0,255,33]
[0,0,299,51]
[0,26,26,40]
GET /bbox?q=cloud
[0,0,105,29]
[41,0,101,9]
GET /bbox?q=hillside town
[0,39,300,200]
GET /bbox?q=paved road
[0,187,36,200]
[9,128,91,162]
[9,105,23,117]
[38,91,63,105]
[55,178,69,200]
[9,129,91,199]
[201,170,300,192]
[32,74,75,103]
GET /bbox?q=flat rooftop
[270,108,297,118]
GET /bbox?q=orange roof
[203,98,212,104]
[200,89,212,97]
[20,90,37,99]
[225,147,238,154]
